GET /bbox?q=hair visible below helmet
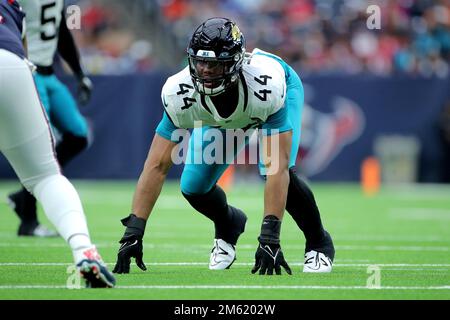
[187,17,246,96]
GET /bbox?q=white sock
[70,236,95,264]
[32,174,94,264]
[72,245,103,265]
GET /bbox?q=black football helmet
[187,17,246,96]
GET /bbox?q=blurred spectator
[65,0,449,76]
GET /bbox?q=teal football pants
[34,73,88,138]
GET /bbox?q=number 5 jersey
[20,0,64,67]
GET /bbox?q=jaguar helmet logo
[231,24,241,41]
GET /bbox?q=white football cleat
[209,239,236,270]
[303,250,333,273]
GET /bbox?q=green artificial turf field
[0,180,448,300]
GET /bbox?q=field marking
[1,234,448,243]
[390,208,450,221]
[0,242,448,252]
[44,193,260,208]
[331,235,450,242]
[0,285,449,290]
[332,245,449,252]
[0,262,449,268]
[386,184,450,200]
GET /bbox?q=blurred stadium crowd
[69,0,450,77]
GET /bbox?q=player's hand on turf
[251,242,292,275]
[113,235,147,274]
[251,215,292,275]
[113,214,147,274]
[77,76,93,105]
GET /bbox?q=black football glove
[251,215,292,276]
[251,242,292,275]
[77,75,93,106]
[113,214,147,274]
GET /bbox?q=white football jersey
[162,48,286,130]
[21,0,64,66]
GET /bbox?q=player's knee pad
[182,185,246,244]
[182,185,226,212]
[180,171,215,196]
[181,185,228,220]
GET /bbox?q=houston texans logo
[299,97,365,176]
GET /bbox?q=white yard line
[0,262,449,267]
[385,184,450,200]
[0,242,448,252]
[332,245,449,252]
[331,235,450,242]
[389,208,450,221]
[1,234,448,243]
[0,285,448,290]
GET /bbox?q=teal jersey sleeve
[156,112,179,141]
[261,106,292,136]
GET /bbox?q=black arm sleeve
[57,9,83,78]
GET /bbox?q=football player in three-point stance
[113,17,335,275]
[7,0,92,237]
[0,0,114,287]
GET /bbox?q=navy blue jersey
[0,0,25,58]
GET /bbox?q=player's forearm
[57,10,83,78]
[131,134,175,220]
[262,131,291,218]
[132,163,170,220]
[264,168,290,218]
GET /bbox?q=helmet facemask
[188,50,244,96]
